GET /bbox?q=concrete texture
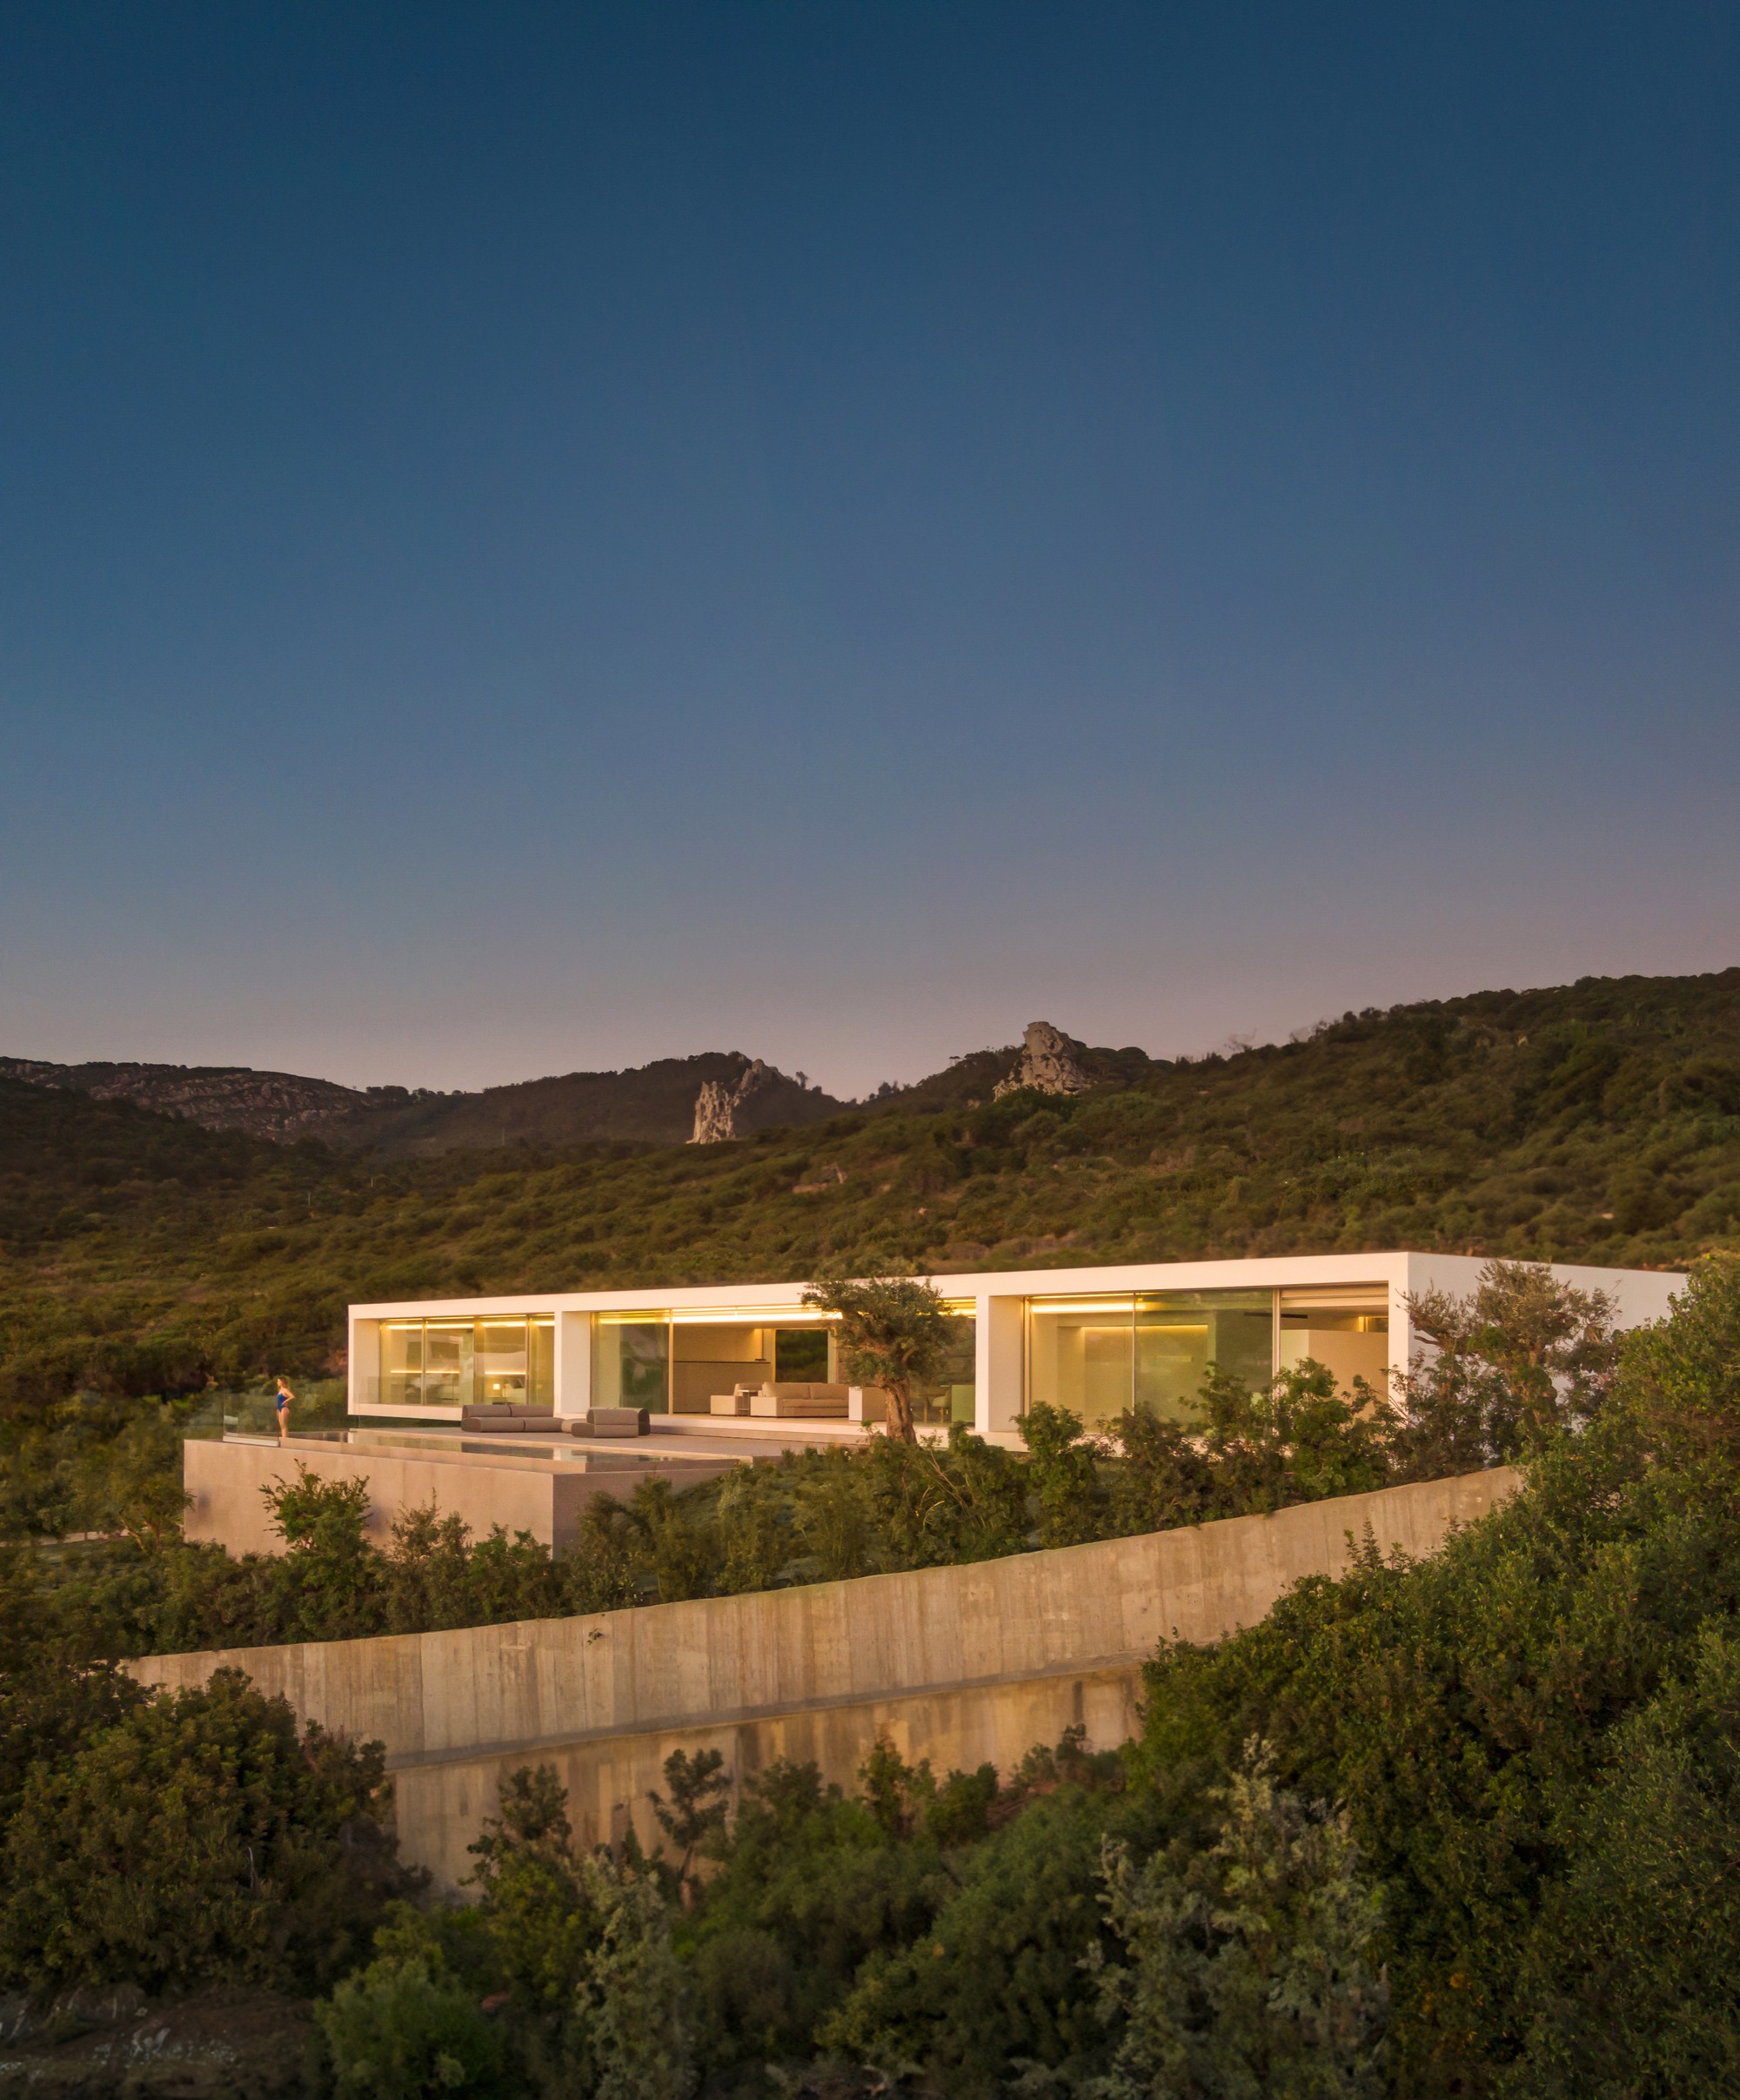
[184,1435,732,1556]
[139,1466,1519,1889]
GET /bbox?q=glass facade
[1028,1289,1276,1429]
[914,1313,977,1426]
[1027,1299,1134,1429]
[595,1314,672,1413]
[670,1321,771,1413]
[1276,1291,1389,1390]
[661,1307,975,1422]
[1137,1290,1274,1420]
[774,1327,831,1381]
[376,1316,553,1410]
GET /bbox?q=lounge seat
[709,1385,758,1416]
[747,1382,849,1420]
[567,1408,651,1437]
[461,1403,561,1434]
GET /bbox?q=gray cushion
[588,1407,650,1435]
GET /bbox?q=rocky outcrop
[0,1057,369,1141]
[690,1058,777,1142]
[992,1021,1093,1100]
[1,1050,849,1156]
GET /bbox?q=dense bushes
[0,1488,569,1669]
[1124,1254,1740,2097]
[0,1666,410,1999]
[320,1766,693,2099]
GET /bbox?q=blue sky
[3,3,1737,1098]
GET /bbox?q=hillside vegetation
[2,968,1737,1412]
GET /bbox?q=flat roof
[350,1249,1685,1321]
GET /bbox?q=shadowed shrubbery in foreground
[0,1667,412,2002]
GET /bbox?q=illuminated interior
[1026,1285,1388,1428]
[357,1283,1389,1426]
[593,1305,977,1421]
[377,1315,554,1409]
[594,1313,673,1412]
[1276,1286,1389,1391]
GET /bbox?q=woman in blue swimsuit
[274,1377,295,1442]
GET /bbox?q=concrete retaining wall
[183,1437,731,1556]
[136,1467,1519,1889]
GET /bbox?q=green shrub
[0,1667,406,1995]
[318,1953,508,2098]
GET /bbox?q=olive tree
[800,1273,953,1446]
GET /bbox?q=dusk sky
[3,3,1737,1100]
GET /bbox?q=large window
[1277,1287,1389,1394]
[1137,1290,1274,1420]
[662,1307,975,1422]
[915,1312,977,1426]
[1028,1290,1276,1429]
[1027,1299,1134,1429]
[595,1314,672,1413]
[670,1321,771,1414]
[374,1316,553,1410]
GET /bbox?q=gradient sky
[3,3,1737,1099]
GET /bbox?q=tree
[650,1747,731,1903]
[458,1762,693,2098]
[1092,1739,1389,2099]
[260,1466,387,1642]
[317,1952,508,2098]
[1107,1408,1215,1536]
[0,1668,405,1995]
[1020,1401,1107,1547]
[1389,1259,1620,1476]
[77,1404,190,1551]
[802,1273,954,1445]
[1507,1620,1740,2097]
[1619,1251,1740,1467]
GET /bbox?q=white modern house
[186,1249,1687,1560]
[348,1251,1684,1441]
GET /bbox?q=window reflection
[372,1315,552,1410]
[914,1314,976,1426]
[1027,1290,1278,1428]
[595,1315,671,1413]
[1136,1291,1273,1421]
[1028,1298,1134,1429]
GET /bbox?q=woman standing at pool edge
[275,1376,295,1442]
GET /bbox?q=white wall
[554,1311,592,1418]
[1279,1327,1389,1390]
[347,1315,380,1412]
[974,1294,1027,1435]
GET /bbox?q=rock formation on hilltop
[1,1050,846,1156]
[992,1021,1094,1100]
[0,1057,370,1141]
[690,1058,777,1142]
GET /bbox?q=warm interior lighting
[1278,1287,1388,1311]
[667,1307,837,1325]
[1030,1298,1137,1317]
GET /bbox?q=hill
[0,1048,848,1154]
[2,966,1737,1408]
